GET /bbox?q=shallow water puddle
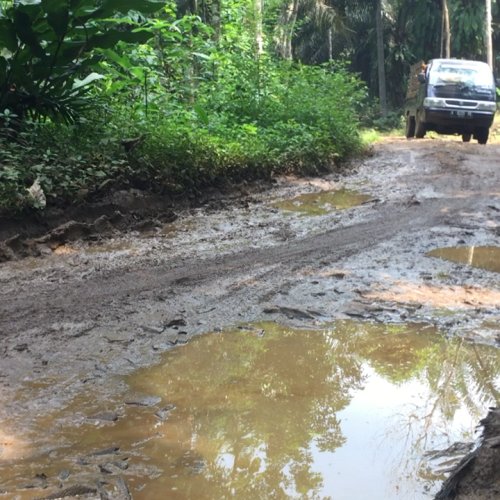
[427,246,500,273]
[1,321,499,499]
[273,189,371,215]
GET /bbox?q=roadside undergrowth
[0,63,366,216]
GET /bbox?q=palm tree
[274,0,347,62]
[485,0,493,67]
[376,0,387,115]
[441,0,451,57]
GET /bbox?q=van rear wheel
[405,116,416,138]
[462,133,471,142]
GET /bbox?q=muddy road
[0,138,499,499]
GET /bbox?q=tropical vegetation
[0,0,498,213]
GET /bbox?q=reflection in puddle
[274,189,371,215]
[1,321,499,499]
[427,246,500,273]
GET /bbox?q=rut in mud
[0,138,499,499]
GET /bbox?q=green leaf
[13,11,45,58]
[60,40,89,62]
[87,29,152,50]
[41,0,70,38]
[100,48,133,70]
[98,0,164,16]
[73,0,164,20]
[0,57,7,80]
[129,67,145,80]
[0,20,18,53]
[72,72,104,90]
[194,104,209,125]
[192,52,210,60]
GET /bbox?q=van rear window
[429,63,493,87]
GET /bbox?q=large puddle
[427,246,500,273]
[1,321,499,499]
[273,189,371,215]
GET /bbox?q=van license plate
[452,110,472,118]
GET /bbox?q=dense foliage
[0,0,366,213]
[0,0,164,123]
[287,0,499,108]
[0,0,497,213]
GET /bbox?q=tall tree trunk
[212,0,221,43]
[375,0,387,116]
[275,0,299,60]
[327,27,333,62]
[485,0,493,68]
[441,0,451,58]
[255,0,264,55]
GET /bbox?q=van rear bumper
[423,108,494,132]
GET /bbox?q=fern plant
[0,0,163,125]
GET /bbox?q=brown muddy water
[427,246,500,273]
[273,189,371,215]
[1,321,499,499]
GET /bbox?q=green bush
[0,118,129,212]
[0,59,366,214]
[0,0,371,215]
[0,25,368,216]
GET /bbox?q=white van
[405,58,497,144]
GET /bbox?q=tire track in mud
[0,196,467,337]
[1,139,499,500]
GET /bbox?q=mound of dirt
[436,408,500,499]
[0,182,262,262]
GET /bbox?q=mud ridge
[0,180,270,262]
[436,408,500,499]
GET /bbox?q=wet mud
[1,137,499,498]
[2,321,499,499]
